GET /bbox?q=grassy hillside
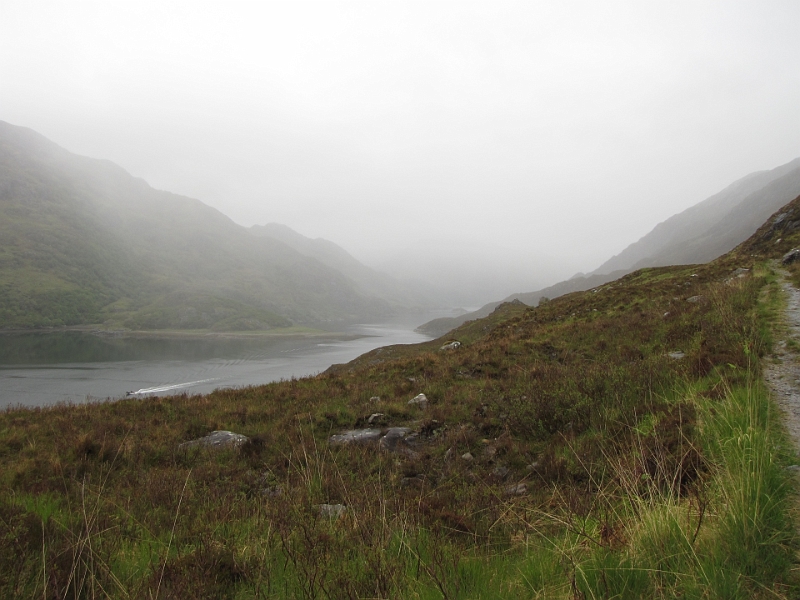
[0,121,412,330]
[2,196,800,597]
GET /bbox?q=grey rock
[317,504,346,518]
[526,462,541,472]
[179,430,249,449]
[379,427,413,452]
[439,341,461,351]
[329,429,382,445]
[408,393,428,408]
[505,483,528,496]
[687,295,703,303]
[731,268,750,277]
[461,452,474,461]
[783,248,800,265]
[369,396,381,403]
[261,485,283,498]
[668,351,686,360]
[785,465,800,473]
[367,413,384,424]
[492,466,510,480]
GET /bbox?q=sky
[2,1,800,305]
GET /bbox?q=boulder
[317,504,347,518]
[505,483,528,496]
[179,430,249,449]
[329,429,382,445]
[783,248,800,265]
[379,427,413,452]
[408,393,429,408]
[439,341,461,351]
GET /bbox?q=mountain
[416,158,800,338]
[593,157,800,274]
[0,121,423,330]
[250,223,434,311]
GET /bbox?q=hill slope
[594,157,800,274]
[0,121,421,329]
[2,193,798,596]
[417,158,800,338]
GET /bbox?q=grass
[3,199,800,597]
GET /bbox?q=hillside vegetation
[3,193,800,597]
[0,121,427,330]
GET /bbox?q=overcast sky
[2,1,800,304]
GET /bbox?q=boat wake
[127,378,220,396]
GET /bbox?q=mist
[2,1,800,306]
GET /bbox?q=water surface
[0,320,434,408]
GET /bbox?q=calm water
[0,319,435,408]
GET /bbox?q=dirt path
[763,271,800,453]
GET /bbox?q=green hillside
[2,192,799,596]
[0,121,416,330]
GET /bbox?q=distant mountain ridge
[417,157,800,338]
[0,121,428,330]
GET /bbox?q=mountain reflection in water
[0,321,433,408]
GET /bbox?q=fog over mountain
[2,2,800,306]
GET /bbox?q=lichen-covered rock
[179,430,249,449]
[329,429,382,445]
[440,341,461,351]
[783,248,800,265]
[379,427,413,452]
[408,393,428,407]
[317,504,347,518]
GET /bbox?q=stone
[668,351,686,360]
[461,452,474,461]
[408,393,428,408]
[369,396,381,403]
[731,268,750,278]
[783,248,800,265]
[686,295,703,303]
[492,466,510,479]
[379,427,413,452]
[367,413,384,424]
[317,504,346,518]
[504,483,527,496]
[329,429,382,445]
[179,430,249,449]
[439,341,461,351]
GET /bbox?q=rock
[731,268,750,278]
[668,351,686,360]
[783,248,800,265]
[369,396,381,403]
[786,465,800,474]
[526,462,540,472]
[492,466,510,480]
[367,413,384,424]
[408,393,428,408]
[439,341,461,351]
[505,483,527,496]
[461,452,474,461]
[261,485,283,498]
[686,295,703,303]
[379,427,413,452]
[179,430,249,449]
[401,476,425,488]
[329,429,382,445]
[317,504,346,518]
[444,447,453,461]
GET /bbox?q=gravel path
[763,274,800,453]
